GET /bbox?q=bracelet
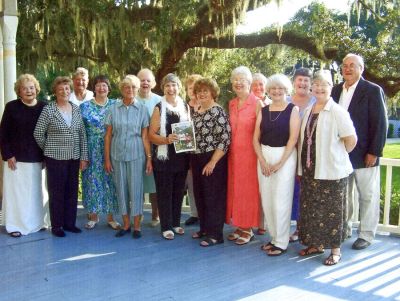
[146,154,152,158]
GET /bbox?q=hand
[80,160,89,171]
[7,157,17,170]
[145,158,153,175]
[269,161,283,174]
[364,153,377,168]
[166,134,179,144]
[104,159,113,174]
[202,160,216,176]
[259,158,271,177]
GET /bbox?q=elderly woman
[104,75,152,238]
[251,72,271,109]
[191,78,231,246]
[34,76,88,237]
[149,73,190,240]
[136,68,162,227]
[288,68,315,243]
[253,74,301,256]
[184,74,203,226]
[226,66,260,245]
[298,70,357,265]
[80,75,120,230]
[69,67,94,106]
[0,74,46,237]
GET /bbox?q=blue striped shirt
[105,99,149,162]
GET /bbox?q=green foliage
[388,123,394,138]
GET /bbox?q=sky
[237,0,351,34]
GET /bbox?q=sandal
[260,241,274,251]
[324,253,341,266]
[9,231,22,238]
[289,230,299,243]
[256,228,267,235]
[192,231,206,239]
[162,230,174,240]
[227,228,243,241]
[107,221,121,230]
[299,246,324,256]
[267,245,287,256]
[173,227,185,235]
[200,237,224,247]
[235,230,254,245]
[85,218,99,230]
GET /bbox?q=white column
[1,2,18,104]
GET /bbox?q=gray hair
[161,73,182,90]
[313,70,333,86]
[343,53,364,70]
[137,68,156,89]
[72,67,89,79]
[265,74,292,94]
[119,74,140,92]
[230,66,252,84]
[252,73,267,85]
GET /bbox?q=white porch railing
[377,158,400,234]
[144,158,400,234]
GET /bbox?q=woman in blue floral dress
[80,75,120,230]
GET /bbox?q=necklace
[268,104,286,122]
[305,106,319,169]
[94,98,108,107]
[21,99,37,107]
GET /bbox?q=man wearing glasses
[331,53,387,250]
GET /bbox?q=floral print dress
[80,99,118,214]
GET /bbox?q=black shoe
[185,216,199,226]
[115,228,131,237]
[132,230,142,239]
[52,228,66,237]
[352,238,371,250]
[64,226,82,233]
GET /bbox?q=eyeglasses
[269,87,285,91]
[312,83,331,88]
[232,78,248,84]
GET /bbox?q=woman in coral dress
[226,66,260,245]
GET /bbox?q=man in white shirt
[69,67,94,106]
[331,53,387,250]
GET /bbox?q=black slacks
[45,157,80,229]
[191,152,227,241]
[154,170,188,232]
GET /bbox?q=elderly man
[331,53,387,250]
[69,67,94,106]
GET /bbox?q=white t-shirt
[298,98,356,180]
[338,79,359,111]
[69,90,94,107]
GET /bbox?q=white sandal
[162,230,174,240]
[107,221,121,230]
[173,227,185,235]
[85,218,99,229]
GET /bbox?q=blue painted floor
[1,209,400,301]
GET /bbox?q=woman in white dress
[0,74,47,237]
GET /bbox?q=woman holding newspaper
[149,73,190,240]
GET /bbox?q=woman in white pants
[253,74,300,256]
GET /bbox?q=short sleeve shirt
[105,99,149,162]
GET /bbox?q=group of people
[0,53,387,266]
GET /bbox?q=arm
[366,85,387,167]
[104,125,113,173]
[141,127,153,174]
[33,106,50,150]
[148,106,178,145]
[342,135,357,153]
[252,109,270,176]
[269,106,301,173]
[78,112,89,170]
[0,104,17,170]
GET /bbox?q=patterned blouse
[192,105,231,154]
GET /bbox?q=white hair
[313,70,333,86]
[252,73,267,85]
[343,53,364,70]
[230,66,252,84]
[265,74,292,94]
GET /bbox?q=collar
[343,79,360,91]
[117,98,139,108]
